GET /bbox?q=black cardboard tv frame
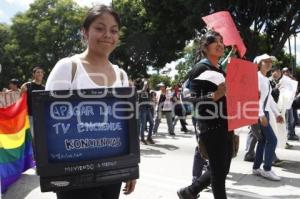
[31,87,140,192]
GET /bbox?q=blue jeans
[253,111,277,171]
[139,107,154,140]
[285,108,296,136]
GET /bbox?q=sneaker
[181,128,189,133]
[177,187,198,199]
[260,170,281,181]
[285,142,293,149]
[287,134,299,141]
[252,168,263,176]
[244,155,255,162]
[140,139,148,145]
[147,138,155,144]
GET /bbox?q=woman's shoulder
[188,62,211,81]
[55,57,73,67]
[51,56,79,74]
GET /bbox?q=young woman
[252,54,284,181]
[45,4,136,199]
[177,30,232,199]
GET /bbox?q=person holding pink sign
[177,30,233,199]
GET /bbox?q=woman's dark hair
[9,78,19,86]
[195,29,223,62]
[32,66,43,74]
[82,4,121,31]
[134,78,144,90]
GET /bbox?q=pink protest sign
[202,11,246,57]
[226,58,259,130]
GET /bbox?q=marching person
[252,54,284,181]
[45,4,136,199]
[153,83,175,136]
[20,67,45,116]
[177,30,233,199]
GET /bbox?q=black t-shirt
[26,82,45,115]
[188,61,227,130]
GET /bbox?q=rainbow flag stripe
[0,94,35,193]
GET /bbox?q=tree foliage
[149,74,171,90]
[0,23,13,89]
[113,0,204,78]
[0,0,86,88]
[113,0,300,78]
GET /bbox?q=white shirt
[277,75,298,111]
[162,90,173,111]
[45,55,129,90]
[258,71,279,117]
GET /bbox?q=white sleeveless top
[45,55,129,90]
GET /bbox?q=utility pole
[294,34,297,71]
[288,37,293,75]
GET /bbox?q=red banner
[202,11,246,57]
[226,58,259,130]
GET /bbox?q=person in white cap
[252,54,284,181]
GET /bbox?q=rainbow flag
[0,93,35,193]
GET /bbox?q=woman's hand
[260,116,268,127]
[213,82,226,101]
[123,179,136,195]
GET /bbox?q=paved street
[2,118,300,199]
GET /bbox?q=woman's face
[205,36,224,58]
[33,69,44,81]
[261,59,273,72]
[84,12,120,56]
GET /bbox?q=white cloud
[284,35,300,65]
[74,0,112,7]
[4,0,34,6]
[4,0,14,4]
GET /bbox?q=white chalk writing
[52,123,71,134]
[50,152,83,160]
[51,104,95,118]
[64,137,122,151]
[77,122,122,132]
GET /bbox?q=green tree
[113,0,300,77]
[6,0,86,83]
[0,23,13,89]
[173,40,199,85]
[113,0,203,78]
[149,74,171,90]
